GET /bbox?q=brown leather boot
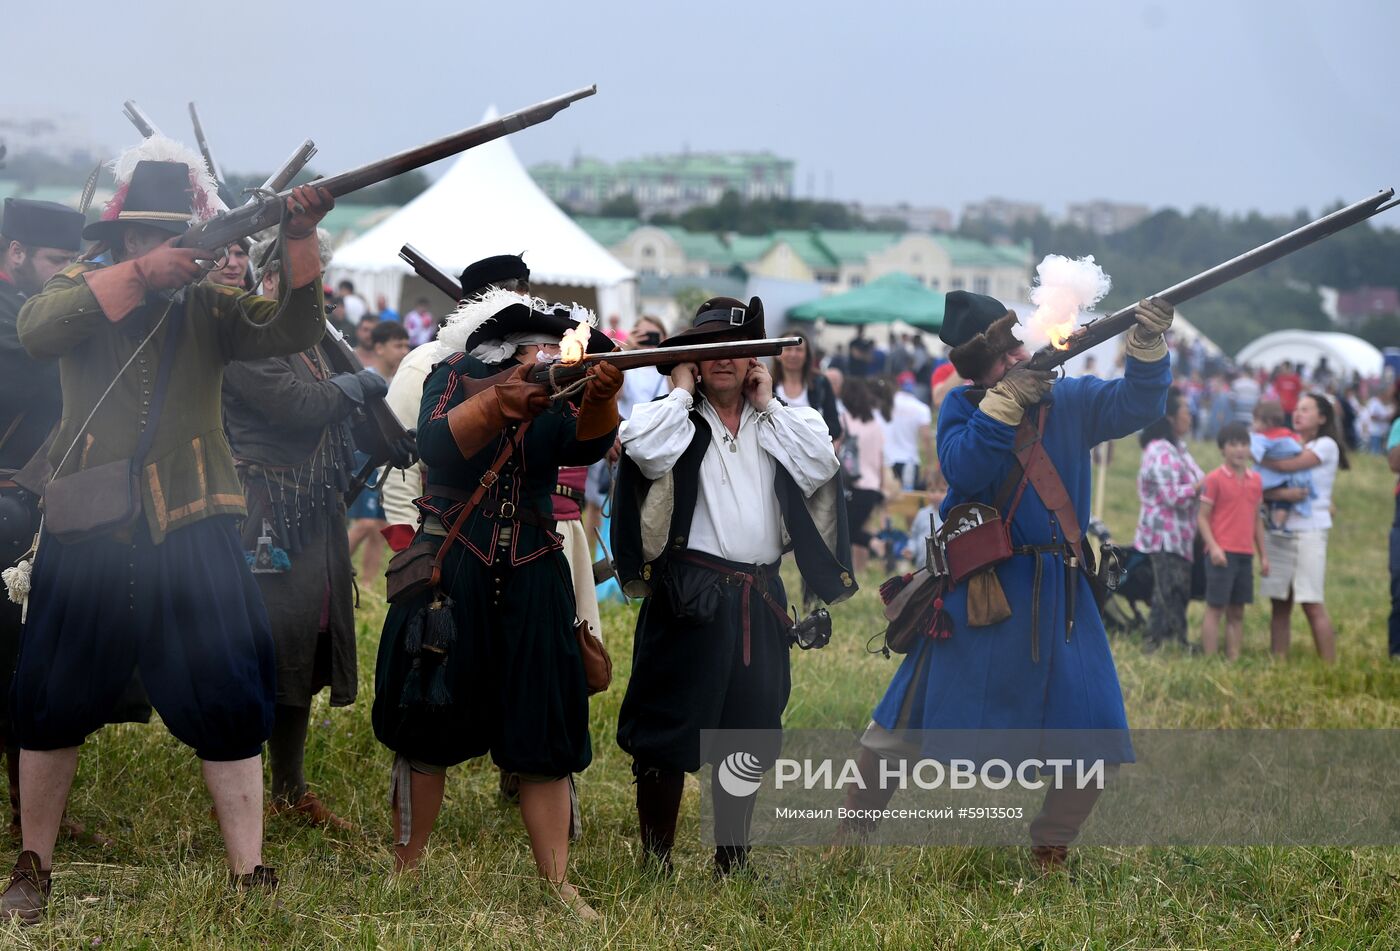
[1,850,51,925]
[1030,844,1069,874]
[268,790,353,831]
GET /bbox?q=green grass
[7,437,1399,949]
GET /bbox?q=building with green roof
[530,151,794,216]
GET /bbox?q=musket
[460,337,803,399]
[399,243,464,302]
[253,139,317,199]
[1027,188,1399,371]
[168,85,597,256]
[188,102,235,206]
[121,100,162,139]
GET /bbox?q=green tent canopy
[787,272,944,330]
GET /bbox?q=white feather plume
[438,287,597,356]
[109,134,227,219]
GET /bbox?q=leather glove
[284,185,335,238]
[1126,296,1173,361]
[980,366,1054,427]
[446,363,551,460]
[83,239,206,321]
[576,361,623,441]
[281,185,335,289]
[328,369,387,404]
[386,430,418,470]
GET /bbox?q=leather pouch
[42,459,141,544]
[384,534,443,603]
[662,561,721,623]
[576,619,613,695]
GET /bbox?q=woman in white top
[771,333,842,441]
[838,378,886,574]
[1259,392,1350,662]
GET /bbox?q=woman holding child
[1258,392,1348,663]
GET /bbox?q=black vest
[611,411,857,605]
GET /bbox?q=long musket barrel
[254,139,318,198]
[187,102,234,206]
[1027,188,1397,371]
[171,84,597,253]
[524,336,803,386]
[121,100,161,138]
[399,243,464,301]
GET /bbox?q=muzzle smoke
[1019,254,1112,352]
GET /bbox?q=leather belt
[1011,543,1078,663]
[674,551,792,667]
[477,498,555,531]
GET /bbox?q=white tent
[1236,330,1383,378]
[329,108,636,320]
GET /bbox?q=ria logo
[716,751,766,797]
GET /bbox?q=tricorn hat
[1,198,84,252]
[654,296,766,374]
[459,253,529,298]
[940,290,1022,380]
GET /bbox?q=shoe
[549,881,600,923]
[268,790,354,831]
[1030,844,1069,875]
[1,850,50,925]
[230,865,279,893]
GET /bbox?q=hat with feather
[437,287,616,365]
[83,136,226,243]
[940,290,1023,381]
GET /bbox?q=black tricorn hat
[83,161,195,242]
[940,290,1012,349]
[462,301,616,356]
[460,253,529,298]
[1,198,84,252]
[654,296,766,374]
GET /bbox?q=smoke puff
[1020,254,1113,352]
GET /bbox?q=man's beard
[11,257,41,297]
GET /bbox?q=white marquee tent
[1235,330,1384,378]
[328,108,635,320]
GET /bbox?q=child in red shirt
[1197,422,1269,659]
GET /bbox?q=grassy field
[6,436,1399,949]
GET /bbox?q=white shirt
[882,390,932,467]
[621,388,839,564]
[776,381,810,408]
[340,293,367,325]
[380,340,452,530]
[618,365,668,421]
[1284,436,1339,532]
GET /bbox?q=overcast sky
[6,0,1397,218]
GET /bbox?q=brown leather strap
[431,422,532,570]
[0,413,24,456]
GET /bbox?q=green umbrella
[787,272,944,330]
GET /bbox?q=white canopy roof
[329,107,633,301]
[1235,330,1383,378]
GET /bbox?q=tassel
[930,597,954,639]
[401,596,456,709]
[879,573,914,605]
[3,559,32,606]
[398,603,427,708]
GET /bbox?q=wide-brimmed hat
[940,290,1022,380]
[654,296,766,374]
[84,161,197,242]
[84,135,224,244]
[459,253,529,298]
[438,287,616,361]
[1,198,84,251]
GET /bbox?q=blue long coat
[872,355,1171,758]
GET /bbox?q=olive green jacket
[18,263,326,543]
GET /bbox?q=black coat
[222,348,360,707]
[0,278,61,472]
